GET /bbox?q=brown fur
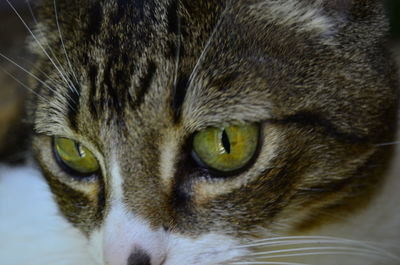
[29,0,398,245]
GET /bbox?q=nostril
[127,248,151,265]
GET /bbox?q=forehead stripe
[171,74,189,122]
[88,65,99,119]
[166,0,179,34]
[87,1,103,37]
[66,80,81,130]
[133,61,157,108]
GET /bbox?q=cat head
[29,0,398,264]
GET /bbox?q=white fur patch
[165,233,247,265]
[159,130,180,188]
[0,165,97,265]
[110,154,124,203]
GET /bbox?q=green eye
[192,124,259,173]
[53,137,99,176]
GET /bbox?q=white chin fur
[0,165,96,265]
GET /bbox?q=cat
[0,0,400,265]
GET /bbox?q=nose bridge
[114,127,173,228]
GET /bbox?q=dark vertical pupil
[74,142,84,157]
[221,129,231,154]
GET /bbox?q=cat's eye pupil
[76,143,84,157]
[221,129,231,154]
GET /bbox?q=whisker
[19,57,65,89]
[238,239,334,249]
[26,0,64,70]
[235,236,400,261]
[241,235,395,250]
[0,66,48,103]
[247,246,381,256]
[26,0,39,26]
[250,250,386,260]
[6,0,78,96]
[238,238,368,248]
[187,2,230,88]
[0,52,58,95]
[53,0,79,85]
[0,52,76,111]
[172,0,181,100]
[375,141,400,147]
[25,0,65,78]
[231,261,309,265]
[26,0,76,91]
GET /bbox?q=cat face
[29,0,398,264]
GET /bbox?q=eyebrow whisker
[53,0,80,86]
[5,0,78,97]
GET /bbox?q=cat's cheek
[88,203,247,265]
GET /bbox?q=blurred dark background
[387,0,400,39]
